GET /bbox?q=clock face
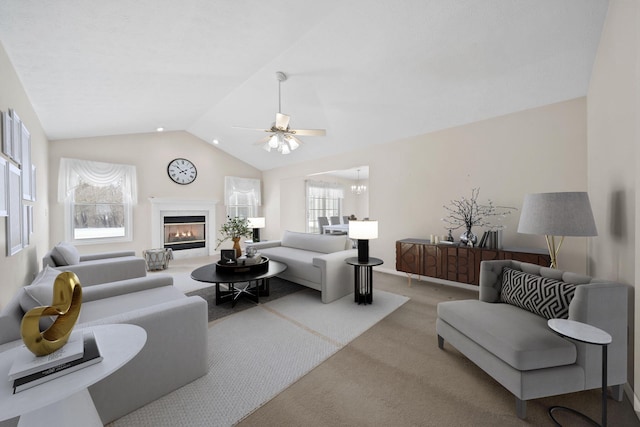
[167,158,197,185]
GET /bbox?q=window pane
[73,181,126,240]
[307,191,341,233]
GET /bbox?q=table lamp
[247,217,265,242]
[517,192,597,269]
[348,220,378,263]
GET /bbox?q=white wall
[587,0,639,411]
[0,42,49,309]
[48,131,262,256]
[262,98,590,276]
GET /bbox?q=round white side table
[0,324,146,426]
[547,318,612,427]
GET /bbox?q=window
[306,180,344,233]
[224,176,261,219]
[58,158,137,244]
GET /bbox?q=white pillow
[19,265,64,330]
[51,242,80,266]
[19,265,63,312]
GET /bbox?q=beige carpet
[153,256,640,426]
[110,286,408,426]
[235,272,640,427]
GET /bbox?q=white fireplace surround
[150,198,218,259]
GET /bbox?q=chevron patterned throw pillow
[500,267,576,319]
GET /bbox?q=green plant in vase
[215,216,252,258]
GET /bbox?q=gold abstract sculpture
[21,271,83,356]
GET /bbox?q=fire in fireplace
[164,215,206,251]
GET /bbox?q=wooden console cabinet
[396,238,551,286]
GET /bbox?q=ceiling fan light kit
[236,71,326,155]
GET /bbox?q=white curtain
[58,158,138,203]
[306,180,345,199]
[224,176,262,206]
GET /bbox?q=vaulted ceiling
[0,1,608,171]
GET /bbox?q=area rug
[109,289,409,427]
[186,277,306,322]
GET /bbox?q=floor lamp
[517,192,597,269]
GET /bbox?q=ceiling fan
[234,71,326,155]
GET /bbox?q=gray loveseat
[0,266,208,425]
[436,260,628,419]
[42,242,147,286]
[247,230,357,303]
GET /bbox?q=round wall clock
[167,158,197,185]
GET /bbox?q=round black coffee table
[191,260,287,307]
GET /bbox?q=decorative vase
[460,228,478,246]
[232,237,242,258]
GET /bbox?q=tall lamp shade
[517,192,597,269]
[348,220,378,263]
[247,217,265,242]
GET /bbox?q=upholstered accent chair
[436,260,628,419]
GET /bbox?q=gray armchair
[42,242,147,286]
[437,260,628,418]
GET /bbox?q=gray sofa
[247,230,357,303]
[0,267,208,425]
[436,259,628,419]
[42,242,147,286]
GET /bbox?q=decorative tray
[215,256,269,274]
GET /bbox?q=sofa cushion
[500,267,576,320]
[78,285,185,323]
[258,246,322,284]
[18,265,65,330]
[51,242,80,266]
[19,265,64,312]
[281,230,348,254]
[438,300,576,370]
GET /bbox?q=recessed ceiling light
[156,127,164,132]
[212,139,220,145]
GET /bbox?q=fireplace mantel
[149,198,218,258]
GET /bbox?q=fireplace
[150,198,218,259]
[164,215,206,251]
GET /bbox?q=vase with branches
[215,216,252,257]
[441,188,516,246]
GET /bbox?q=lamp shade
[247,217,265,229]
[517,192,597,237]
[348,220,378,240]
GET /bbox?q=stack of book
[8,330,102,394]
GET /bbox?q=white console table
[0,324,146,427]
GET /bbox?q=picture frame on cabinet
[0,157,7,216]
[7,163,23,256]
[1,111,12,159]
[9,109,22,165]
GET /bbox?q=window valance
[306,180,345,199]
[224,176,262,206]
[58,157,138,203]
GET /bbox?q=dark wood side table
[346,257,383,305]
[547,318,612,427]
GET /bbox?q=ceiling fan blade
[233,126,272,132]
[275,113,290,131]
[290,128,326,136]
[253,135,272,145]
